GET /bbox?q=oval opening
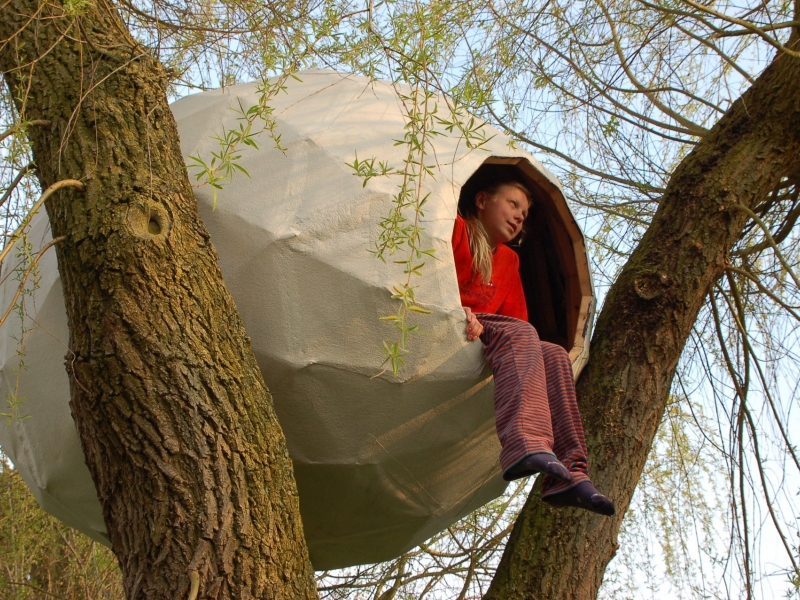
[457,157,594,371]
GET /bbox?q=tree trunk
[485,37,800,600]
[0,1,318,598]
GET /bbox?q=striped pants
[478,313,590,496]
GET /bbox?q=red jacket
[451,215,528,320]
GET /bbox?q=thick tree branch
[0,1,317,598]
[485,41,800,600]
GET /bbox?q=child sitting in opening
[453,179,615,516]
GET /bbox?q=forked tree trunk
[485,34,800,600]
[0,1,318,598]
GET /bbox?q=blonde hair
[465,218,494,285]
[462,180,532,284]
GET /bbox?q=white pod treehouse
[0,71,594,570]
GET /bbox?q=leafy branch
[186,75,294,209]
[346,83,440,377]
[351,85,489,377]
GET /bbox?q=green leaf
[232,163,251,177]
[408,305,431,314]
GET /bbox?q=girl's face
[475,184,530,249]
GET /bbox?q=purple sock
[503,452,574,482]
[542,480,615,516]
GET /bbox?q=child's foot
[542,480,615,516]
[503,453,575,482]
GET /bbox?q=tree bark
[485,37,800,600]
[0,1,318,598]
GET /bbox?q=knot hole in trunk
[126,201,170,242]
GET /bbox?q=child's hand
[464,307,483,341]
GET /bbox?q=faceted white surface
[0,71,585,569]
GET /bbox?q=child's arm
[464,306,483,341]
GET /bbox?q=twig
[4,580,67,599]
[187,570,200,600]
[0,236,66,330]
[0,163,33,210]
[0,179,83,268]
[0,120,50,144]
